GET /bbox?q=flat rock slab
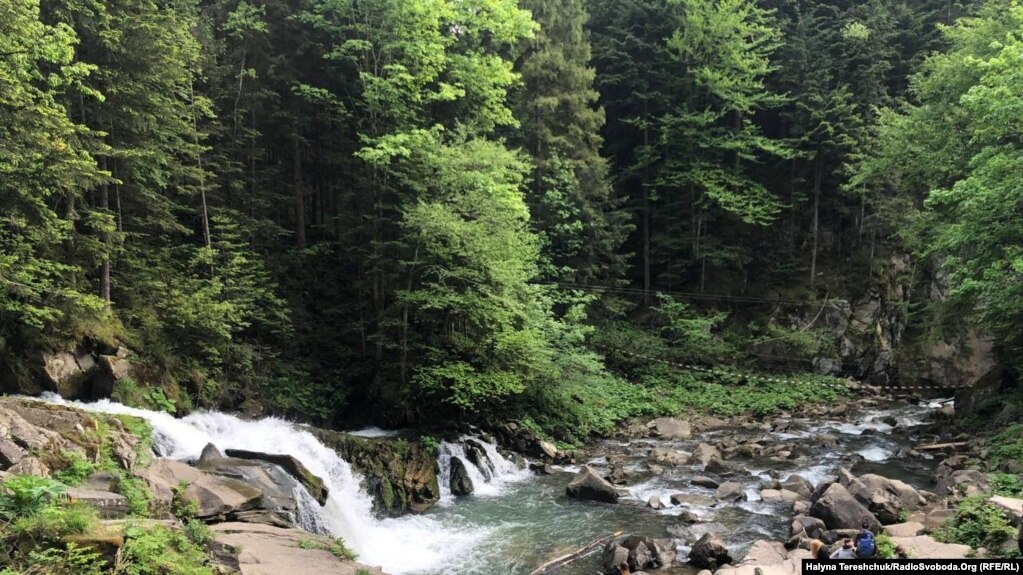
[890,535,971,559]
[67,487,128,519]
[211,523,386,575]
[989,496,1023,526]
[884,522,925,538]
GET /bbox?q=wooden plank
[528,531,623,575]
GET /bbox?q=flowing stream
[36,393,942,575]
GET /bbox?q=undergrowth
[935,495,1016,552]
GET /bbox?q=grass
[297,537,358,561]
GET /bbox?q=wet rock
[224,449,330,505]
[647,464,665,475]
[692,476,720,489]
[606,465,629,485]
[199,443,225,465]
[671,492,715,507]
[464,439,495,481]
[648,417,692,439]
[781,475,814,500]
[792,501,810,514]
[696,443,721,465]
[449,457,474,496]
[689,533,732,569]
[648,495,665,510]
[670,521,727,541]
[761,489,783,502]
[566,465,619,504]
[528,462,555,475]
[211,522,386,575]
[678,509,702,523]
[705,457,736,475]
[650,447,689,466]
[809,483,881,531]
[715,481,747,502]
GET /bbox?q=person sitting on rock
[855,523,877,558]
[830,539,857,559]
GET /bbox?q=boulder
[40,351,96,399]
[889,535,971,559]
[791,516,826,539]
[761,489,783,502]
[650,447,689,466]
[311,429,441,516]
[689,533,733,569]
[716,482,747,502]
[648,495,665,510]
[705,457,736,475]
[211,522,385,575]
[464,439,495,481]
[741,540,787,565]
[8,456,50,477]
[224,449,330,505]
[988,496,1023,526]
[935,468,989,497]
[604,535,673,572]
[199,443,225,465]
[695,443,721,465]
[92,355,133,399]
[608,465,629,485]
[566,466,619,504]
[809,483,881,531]
[692,476,720,489]
[884,522,925,537]
[0,438,27,468]
[858,474,926,511]
[81,471,121,492]
[449,457,474,496]
[184,475,263,518]
[780,475,814,500]
[648,418,692,439]
[66,487,128,519]
[671,492,715,507]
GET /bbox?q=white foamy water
[33,394,488,574]
[857,446,893,462]
[437,439,530,500]
[348,426,401,438]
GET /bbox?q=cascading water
[28,393,943,575]
[34,393,495,574]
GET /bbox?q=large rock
[449,457,474,496]
[650,447,689,466]
[648,418,692,439]
[92,355,133,399]
[810,483,881,531]
[696,443,721,465]
[689,533,733,569]
[312,429,440,516]
[566,466,619,504]
[66,487,128,519]
[889,535,971,559]
[225,448,330,505]
[935,468,989,497]
[716,481,747,502]
[989,496,1023,526]
[40,351,96,399]
[211,522,386,575]
[780,475,814,500]
[884,522,925,537]
[858,474,926,511]
[740,540,787,565]
[791,516,826,539]
[463,439,495,481]
[692,476,720,489]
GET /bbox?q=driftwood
[915,442,967,451]
[528,531,623,575]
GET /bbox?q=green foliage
[120,524,214,575]
[0,476,66,521]
[118,476,153,518]
[988,424,1023,467]
[297,537,358,561]
[10,503,97,541]
[52,451,98,486]
[935,495,1016,551]
[876,533,897,559]
[990,474,1023,497]
[171,481,199,521]
[419,436,440,457]
[15,543,105,575]
[183,519,214,547]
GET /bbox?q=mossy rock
[312,430,439,516]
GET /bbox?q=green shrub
[419,436,440,457]
[329,538,357,561]
[990,473,1023,497]
[876,533,897,559]
[17,543,105,575]
[989,424,1023,467]
[171,481,198,521]
[936,496,1016,551]
[10,503,97,541]
[53,451,98,486]
[184,519,214,547]
[118,476,153,517]
[112,378,177,414]
[120,524,213,575]
[0,476,66,520]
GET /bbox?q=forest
[2,0,1020,441]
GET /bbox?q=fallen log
[915,442,967,451]
[528,530,623,575]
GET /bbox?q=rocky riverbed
[2,389,1020,575]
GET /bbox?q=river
[36,393,943,575]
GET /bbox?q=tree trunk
[809,157,821,291]
[293,136,307,249]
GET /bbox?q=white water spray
[34,394,494,574]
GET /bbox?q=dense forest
[2,0,1020,440]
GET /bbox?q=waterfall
[34,393,491,574]
[437,438,531,500]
